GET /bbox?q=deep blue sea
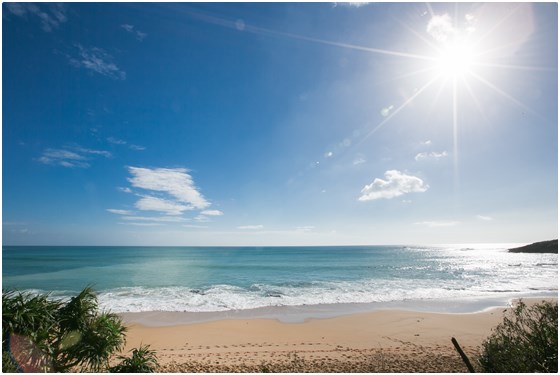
[2,245,557,314]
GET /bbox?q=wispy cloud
[200,210,224,216]
[121,24,147,41]
[118,222,163,227]
[359,170,428,201]
[295,226,315,232]
[121,215,188,223]
[6,3,67,32]
[415,220,460,227]
[107,137,145,151]
[184,224,209,229]
[107,137,127,145]
[333,2,369,8]
[118,187,132,193]
[128,167,210,210]
[415,151,448,161]
[69,45,126,80]
[37,146,111,168]
[107,209,134,215]
[237,225,264,230]
[476,215,493,221]
[353,156,366,166]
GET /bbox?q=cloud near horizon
[237,225,264,230]
[415,220,460,227]
[359,170,429,201]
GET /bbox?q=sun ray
[452,77,460,189]
[425,2,435,18]
[461,75,490,124]
[176,4,438,63]
[469,71,541,118]
[373,65,437,88]
[429,76,449,114]
[359,76,440,144]
[473,62,555,72]
[397,19,443,56]
[471,3,523,49]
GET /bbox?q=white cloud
[37,146,111,168]
[237,225,264,230]
[107,137,145,151]
[6,3,67,32]
[75,146,112,158]
[476,215,493,221]
[359,170,428,201]
[334,2,369,7]
[118,222,163,227]
[296,226,315,232]
[415,220,460,227]
[128,167,210,210]
[415,151,448,161]
[427,14,455,43]
[121,24,147,41]
[135,196,193,215]
[107,209,134,215]
[184,224,209,229]
[38,149,88,168]
[69,45,126,80]
[194,215,212,222]
[200,210,224,216]
[121,215,187,223]
[107,137,127,145]
[118,187,133,193]
[113,166,219,223]
[353,156,366,166]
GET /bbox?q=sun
[435,40,476,79]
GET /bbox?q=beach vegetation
[2,287,159,373]
[478,300,558,373]
[109,345,159,373]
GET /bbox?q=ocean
[2,245,558,316]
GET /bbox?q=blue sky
[2,2,558,246]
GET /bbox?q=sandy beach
[118,299,556,372]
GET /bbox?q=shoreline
[119,297,556,372]
[119,293,557,326]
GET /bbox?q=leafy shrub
[110,344,159,373]
[479,300,558,373]
[2,287,159,373]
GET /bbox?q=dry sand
[120,298,555,372]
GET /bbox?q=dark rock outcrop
[509,240,558,254]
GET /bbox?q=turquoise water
[2,245,557,313]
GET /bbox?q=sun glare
[435,41,475,78]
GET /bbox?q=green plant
[2,287,159,373]
[478,300,558,373]
[110,344,159,373]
